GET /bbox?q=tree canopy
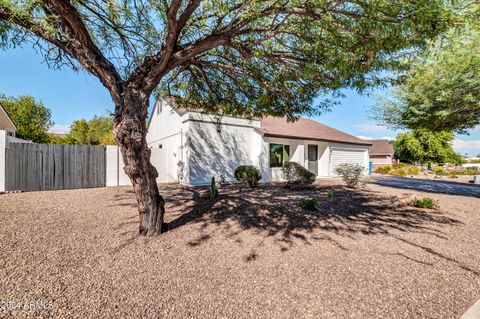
[65,115,116,145]
[393,129,464,165]
[0,93,52,143]
[0,0,453,119]
[372,2,480,134]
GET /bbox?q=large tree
[393,129,464,165]
[0,0,452,235]
[372,2,480,134]
[0,93,52,143]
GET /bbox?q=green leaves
[372,2,480,134]
[393,129,464,164]
[1,0,454,120]
[0,94,52,143]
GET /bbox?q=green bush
[325,191,334,200]
[335,163,364,188]
[412,197,438,209]
[281,161,316,188]
[375,166,392,174]
[234,165,261,188]
[393,163,406,169]
[299,198,318,211]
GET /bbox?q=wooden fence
[5,143,106,192]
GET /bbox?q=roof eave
[263,133,373,146]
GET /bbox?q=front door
[307,144,318,175]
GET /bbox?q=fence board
[5,143,106,192]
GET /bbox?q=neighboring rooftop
[369,139,394,155]
[260,117,372,146]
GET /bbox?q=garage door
[329,148,366,176]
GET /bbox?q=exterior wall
[370,155,393,166]
[0,130,6,191]
[184,112,261,185]
[262,136,305,182]
[106,145,131,186]
[146,100,185,183]
[260,138,369,181]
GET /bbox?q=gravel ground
[1,180,479,318]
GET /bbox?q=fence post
[0,130,6,192]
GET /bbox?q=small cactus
[210,176,218,200]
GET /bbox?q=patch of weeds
[411,197,438,209]
[299,198,318,211]
[325,192,334,200]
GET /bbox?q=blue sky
[1,46,479,156]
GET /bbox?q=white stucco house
[146,99,372,186]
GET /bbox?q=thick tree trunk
[113,89,165,236]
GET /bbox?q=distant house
[146,99,372,186]
[0,104,16,136]
[369,139,394,167]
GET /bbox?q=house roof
[260,117,372,146]
[0,103,16,131]
[369,139,394,155]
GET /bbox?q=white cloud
[355,135,373,140]
[353,123,388,133]
[48,124,70,134]
[453,138,480,150]
[381,136,395,141]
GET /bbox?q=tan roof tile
[369,139,394,155]
[260,117,372,146]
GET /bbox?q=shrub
[390,168,407,176]
[411,197,438,209]
[393,163,406,169]
[281,161,316,188]
[299,198,318,211]
[405,166,420,175]
[325,191,334,200]
[335,163,364,188]
[234,165,261,188]
[375,166,392,174]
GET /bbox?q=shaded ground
[372,175,480,197]
[0,180,479,318]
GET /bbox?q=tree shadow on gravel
[163,183,462,255]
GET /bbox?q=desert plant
[390,168,407,176]
[299,198,318,211]
[281,162,316,188]
[325,192,334,200]
[335,163,364,188]
[393,163,406,169]
[234,165,261,188]
[412,197,438,209]
[210,176,218,200]
[376,166,392,174]
[405,166,420,175]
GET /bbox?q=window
[270,144,290,167]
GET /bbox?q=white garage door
[329,148,366,176]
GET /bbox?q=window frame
[269,143,290,168]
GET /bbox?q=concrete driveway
[371,176,480,198]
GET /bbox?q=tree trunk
[113,89,165,236]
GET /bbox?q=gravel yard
[1,180,479,318]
